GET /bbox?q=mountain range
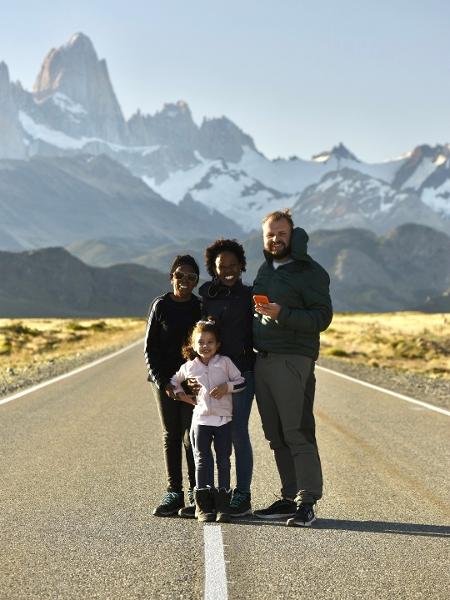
[1,32,449,315]
[0,32,449,247]
[1,223,448,316]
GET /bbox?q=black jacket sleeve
[143,297,165,388]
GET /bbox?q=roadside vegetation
[0,318,145,393]
[321,312,449,379]
[1,313,448,397]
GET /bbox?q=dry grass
[0,318,144,374]
[1,313,448,386]
[321,312,450,379]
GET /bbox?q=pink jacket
[170,354,246,417]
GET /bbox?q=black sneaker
[152,491,184,517]
[229,489,252,517]
[253,498,296,520]
[178,488,195,518]
[286,503,316,527]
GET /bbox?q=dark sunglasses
[173,271,198,283]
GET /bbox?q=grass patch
[321,312,449,379]
[0,318,145,382]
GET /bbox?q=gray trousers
[255,353,323,503]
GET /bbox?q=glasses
[173,271,198,283]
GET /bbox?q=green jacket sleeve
[276,270,333,334]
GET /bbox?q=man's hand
[210,383,228,400]
[255,301,281,320]
[175,391,197,406]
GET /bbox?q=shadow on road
[232,517,450,538]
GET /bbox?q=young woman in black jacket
[144,255,201,517]
[199,239,255,516]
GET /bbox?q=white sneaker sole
[253,511,296,520]
[286,515,316,527]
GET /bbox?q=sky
[2,0,449,163]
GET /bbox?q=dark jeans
[232,371,254,492]
[153,384,196,492]
[190,421,232,489]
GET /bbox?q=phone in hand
[253,294,269,305]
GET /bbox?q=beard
[266,241,291,260]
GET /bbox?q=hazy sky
[2,0,449,162]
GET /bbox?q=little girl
[170,318,246,523]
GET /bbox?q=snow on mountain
[185,161,292,231]
[1,31,450,236]
[291,168,450,235]
[51,93,87,118]
[19,110,160,156]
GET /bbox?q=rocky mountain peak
[0,61,9,88]
[65,32,97,54]
[0,62,26,159]
[128,100,198,149]
[198,116,256,162]
[312,142,360,163]
[32,32,127,144]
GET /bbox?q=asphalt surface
[1,345,449,599]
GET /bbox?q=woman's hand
[165,383,176,399]
[175,391,197,406]
[185,378,201,397]
[210,383,228,400]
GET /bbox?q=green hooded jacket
[252,227,333,359]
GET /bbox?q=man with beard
[252,210,333,527]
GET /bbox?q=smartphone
[253,294,269,305]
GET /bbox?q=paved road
[1,345,449,599]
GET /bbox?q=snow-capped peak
[312,142,360,163]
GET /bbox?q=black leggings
[153,384,196,491]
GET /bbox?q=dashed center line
[204,524,228,600]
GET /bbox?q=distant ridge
[0,247,167,317]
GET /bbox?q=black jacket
[199,279,255,373]
[144,292,201,389]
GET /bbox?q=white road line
[204,525,228,600]
[316,365,450,417]
[0,339,143,407]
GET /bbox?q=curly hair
[204,239,247,278]
[182,317,221,360]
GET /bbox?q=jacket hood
[263,227,311,264]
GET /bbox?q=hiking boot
[152,491,184,517]
[229,489,252,517]
[178,488,196,518]
[194,487,215,522]
[214,488,232,523]
[253,497,296,520]
[286,503,316,527]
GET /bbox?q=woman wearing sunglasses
[144,255,201,517]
